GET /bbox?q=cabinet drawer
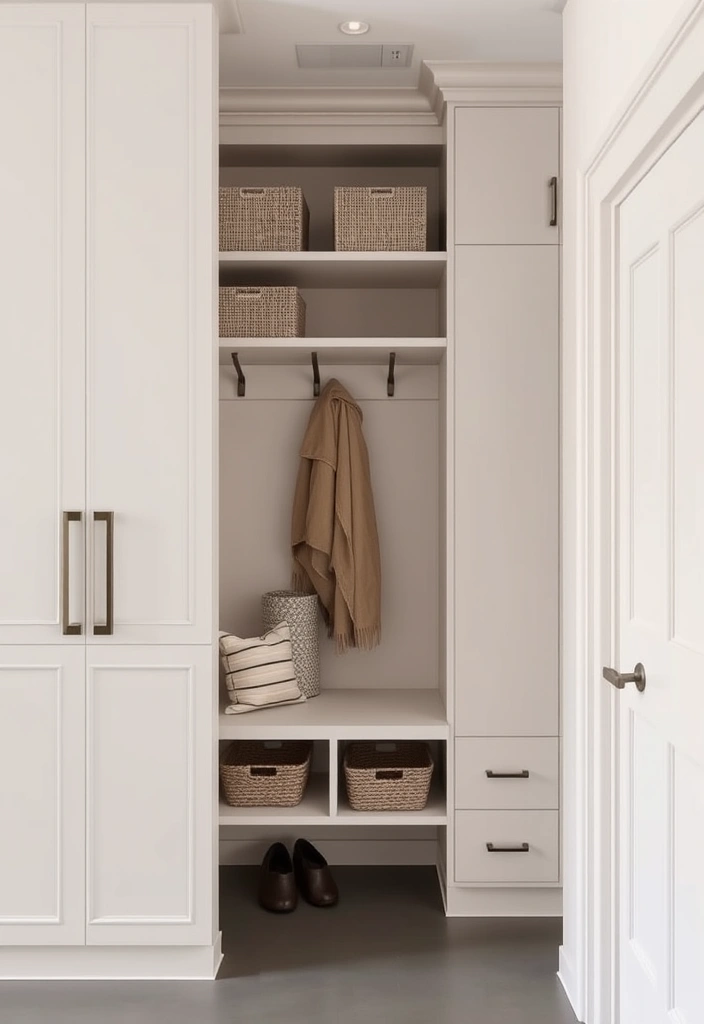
[455,810,559,884]
[455,738,558,810]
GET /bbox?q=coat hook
[311,351,320,398]
[231,352,245,397]
[387,351,396,397]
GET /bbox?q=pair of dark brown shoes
[258,839,339,913]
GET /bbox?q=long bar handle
[549,176,558,227]
[61,511,83,636]
[93,511,114,636]
[485,770,530,779]
[486,842,530,853]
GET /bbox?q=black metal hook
[231,352,245,397]
[311,351,320,398]
[387,352,396,397]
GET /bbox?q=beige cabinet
[454,106,560,244]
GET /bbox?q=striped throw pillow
[219,622,306,715]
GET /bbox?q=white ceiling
[218,0,563,90]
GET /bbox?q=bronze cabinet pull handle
[61,511,83,636]
[486,843,530,853]
[485,770,530,779]
[93,511,114,636]
[549,176,558,226]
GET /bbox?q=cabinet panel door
[0,5,85,644]
[85,646,214,945]
[0,647,85,945]
[454,107,559,245]
[454,246,558,736]
[86,4,216,644]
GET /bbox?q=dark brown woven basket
[219,186,309,251]
[343,741,434,812]
[220,740,312,807]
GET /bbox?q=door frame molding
[564,3,704,1022]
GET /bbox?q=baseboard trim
[0,934,222,980]
[444,885,563,917]
[558,945,583,1022]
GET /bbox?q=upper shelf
[219,688,449,741]
[218,251,448,289]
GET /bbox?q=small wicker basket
[219,186,309,251]
[220,740,313,807]
[334,186,427,251]
[343,741,434,812]
[219,286,306,338]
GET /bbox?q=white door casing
[616,110,704,1024]
[86,4,215,644]
[85,645,214,946]
[0,4,85,644]
[0,647,85,945]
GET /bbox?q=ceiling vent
[296,44,413,70]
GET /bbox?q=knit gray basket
[262,591,320,699]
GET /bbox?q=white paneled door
[616,111,704,1024]
[0,5,85,644]
[0,648,85,944]
[86,4,215,644]
[85,646,214,946]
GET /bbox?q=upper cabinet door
[454,107,560,245]
[0,5,86,644]
[86,4,216,644]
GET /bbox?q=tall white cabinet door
[86,4,216,644]
[85,646,214,946]
[454,245,559,737]
[454,107,560,245]
[0,5,86,644]
[0,648,85,945]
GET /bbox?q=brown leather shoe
[258,843,297,913]
[293,839,339,908]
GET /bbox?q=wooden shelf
[219,772,330,826]
[219,688,449,741]
[218,337,447,366]
[218,251,448,289]
[335,778,448,826]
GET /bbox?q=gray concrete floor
[0,867,577,1024]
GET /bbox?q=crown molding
[422,60,563,108]
[218,62,563,128]
[219,87,439,127]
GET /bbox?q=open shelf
[219,772,330,826]
[219,251,448,289]
[219,688,449,741]
[218,337,447,366]
[335,778,448,826]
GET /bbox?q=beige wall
[560,0,697,1013]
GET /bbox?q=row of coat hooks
[230,351,397,398]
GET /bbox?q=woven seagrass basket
[333,186,427,251]
[343,741,434,812]
[262,591,320,699]
[220,740,313,807]
[219,286,306,338]
[219,186,309,251]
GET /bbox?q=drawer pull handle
[485,770,530,779]
[486,842,530,853]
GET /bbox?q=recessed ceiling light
[339,20,370,35]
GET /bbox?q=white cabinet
[0,2,216,962]
[0,647,85,945]
[454,245,559,738]
[86,646,214,946]
[454,107,560,245]
[0,4,85,645]
[86,4,215,644]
